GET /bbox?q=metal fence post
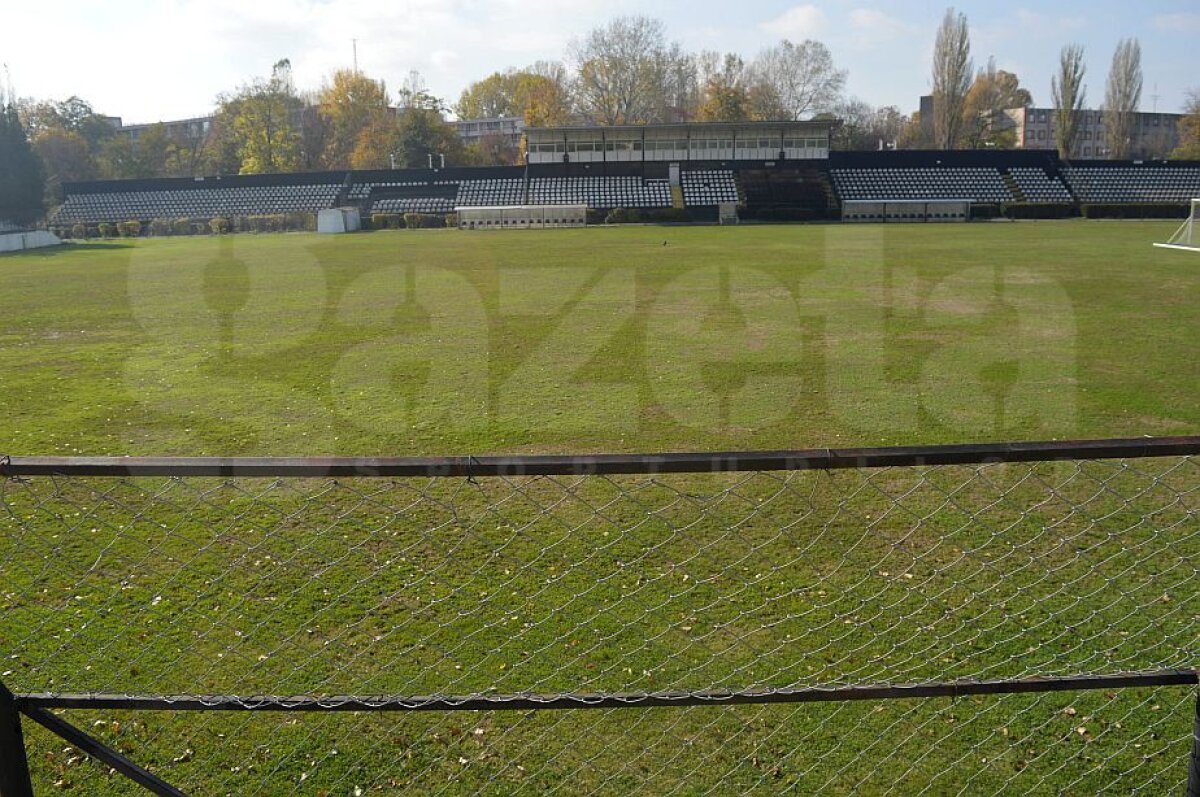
[0,682,34,797]
[1189,691,1200,797]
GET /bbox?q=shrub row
[55,213,318,239]
[1000,203,1079,220]
[368,213,457,230]
[603,207,712,224]
[1081,203,1190,220]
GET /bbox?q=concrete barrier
[0,231,63,253]
[317,209,362,234]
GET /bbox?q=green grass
[1,221,1197,456]
[1,221,1198,794]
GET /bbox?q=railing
[1,437,1198,795]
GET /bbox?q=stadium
[2,7,1200,797]
[41,120,1200,234]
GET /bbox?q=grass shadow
[0,241,136,259]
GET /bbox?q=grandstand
[830,167,1013,203]
[45,122,1200,231]
[1061,165,1200,203]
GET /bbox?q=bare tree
[569,16,688,125]
[750,40,846,120]
[931,7,973,149]
[1104,38,1142,160]
[1051,45,1087,159]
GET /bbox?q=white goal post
[1154,199,1199,252]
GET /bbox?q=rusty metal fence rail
[1,437,1198,795]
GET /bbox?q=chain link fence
[1,439,1198,795]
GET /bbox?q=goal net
[1154,199,1199,251]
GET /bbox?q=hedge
[403,213,445,229]
[1001,203,1078,220]
[1081,203,1190,220]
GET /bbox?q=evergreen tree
[0,98,45,225]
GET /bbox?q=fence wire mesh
[1,449,1197,794]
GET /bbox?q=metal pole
[1188,691,1200,797]
[0,682,33,797]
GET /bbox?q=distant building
[998,107,1181,159]
[524,121,835,165]
[455,116,524,148]
[116,116,215,145]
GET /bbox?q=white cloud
[1152,12,1200,33]
[1014,9,1087,33]
[761,5,829,40]
[846,9,914,44]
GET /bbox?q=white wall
[0,231,62,253]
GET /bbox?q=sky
[2,0,1196,123]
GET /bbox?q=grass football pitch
[1,220,1197,794]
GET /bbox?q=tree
[349,114,401,170]
[1051,45,1088,159]
[391,106,465,169]
[832,100,909,150]
[962,58,1031,148]
[696,53,752,122]
[318,69,390,169]
[455,66,572,127]
[750,39,846,120]
[359,73,466,170]
[0,92,45,224]
[570,16,688,125]
[931,8,973,149]
[1104,38,1142,160]
[520,62,573,127]
[1172,90,1200,160]
[465,133,520,166]
[215,59,303,174]
[32,129,96,198]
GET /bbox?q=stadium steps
[671,185,685,209]
[1002,173,1026,203]
[814,170,840,213]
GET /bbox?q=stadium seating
[371,197,456,214]
[1008,168,1074,203]
[53,184,340,223]
[455,178,527,207]
[527,176,672,208]
[831,168,1014,203]
[681,170,739,206]
[348,181,430,200]
[1060,167,1200,203]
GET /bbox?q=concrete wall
[317,209,362,234]
[0,231,63,253]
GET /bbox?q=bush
[70,223,88,240]
[173,218,192,236]
[282,212,314,232]
[119,221,141,238]
[403,213,443,229]
[605,208,640,225]
[209,217,230,235]
[1002,203,1078,220]
[148,219,172,236]
[1081,203,1190,220]
[739,207,825,222]
[97,223,115,238]
[445,212,459,228]
[640,208,696,224]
